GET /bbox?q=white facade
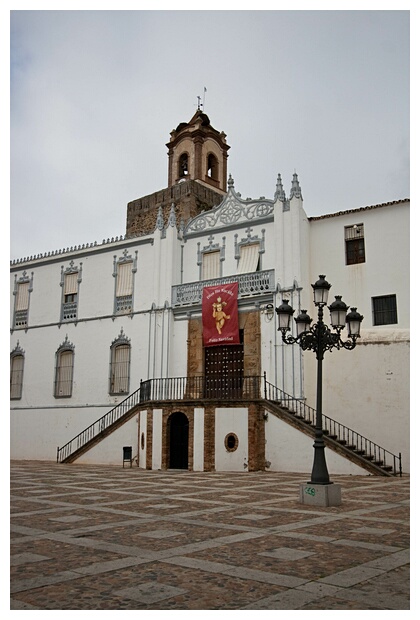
[10,171,409,474]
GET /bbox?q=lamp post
[276,276,363,496]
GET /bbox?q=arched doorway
[168,412,189,469]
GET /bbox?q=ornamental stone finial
[168,203,177,227]
[290,172,302,200]
[156,206,164,231]
[274,173,286,201]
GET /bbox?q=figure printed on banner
[202,282,240,346]
[212,297,230,334]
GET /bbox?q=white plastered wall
[152,408,163,470]
[215,407,248,471]
[193,407,205,471]
[264,410,368,475]
[76,415,139,466]
[139,410,148,469]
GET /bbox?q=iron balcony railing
[171,269,275,307]
[263,375,402,477]
[14,309,28,328]
[62,301,78,321]
[56,376,261,463]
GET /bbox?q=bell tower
[166,109,230,193]
[126,110,230,237]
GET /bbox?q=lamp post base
[299,482,342,507]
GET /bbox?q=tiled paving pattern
[10,461,410,610]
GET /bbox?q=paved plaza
[10,461,410,611]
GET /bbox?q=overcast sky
[9,8,410,261]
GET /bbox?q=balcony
[171,269,276,309]
[14,309,28,328]
[62,301,78,321]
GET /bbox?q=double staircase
[56,374,402,476]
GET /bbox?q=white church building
[10,110,410,475]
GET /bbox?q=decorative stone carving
[184,175,274,237]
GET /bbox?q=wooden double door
[204,331,244,399]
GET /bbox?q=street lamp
[276,275,363,490]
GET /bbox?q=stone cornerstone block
[299,482,342,507]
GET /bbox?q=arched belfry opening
[168,411,189,469]
[179,153,189,178]
[206,153,218,181]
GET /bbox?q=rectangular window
[372,294,398,326]
[202,251,220,280]
[345,224,365,265]
[237,243,260,274]
[115,262,133,314]
[14,281,30,328]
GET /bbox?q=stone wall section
[203,405,216,471]
[126,180,225,237]
[187,318,204,377]
[247,402,266,471]
[242,311,261,377]
[146,408,153,470]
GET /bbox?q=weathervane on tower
[197,87,207,111]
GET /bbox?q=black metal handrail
[57,374,402,476]
[263,374,402,476]
[56,375,261,463]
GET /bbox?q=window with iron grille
[54,337,75,398]
[372,294,398,326]
[109,329,131,394]
[345,224,365,265]
[113,251,137,314]
[10,344,25,400]
[13,272,33,329]
[61,264,81,322]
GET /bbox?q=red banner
[202,282,240,347]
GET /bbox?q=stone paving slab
[10,461,410,611]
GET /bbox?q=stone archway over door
[169,412,189,469]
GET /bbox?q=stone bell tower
[126,110,230,237]
[167,109,230,192]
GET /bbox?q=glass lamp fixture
[346,307,364,337]
[328,296,349,330]
[295,310,312,336]
[276,299,295,332]
[312,275,331,306]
